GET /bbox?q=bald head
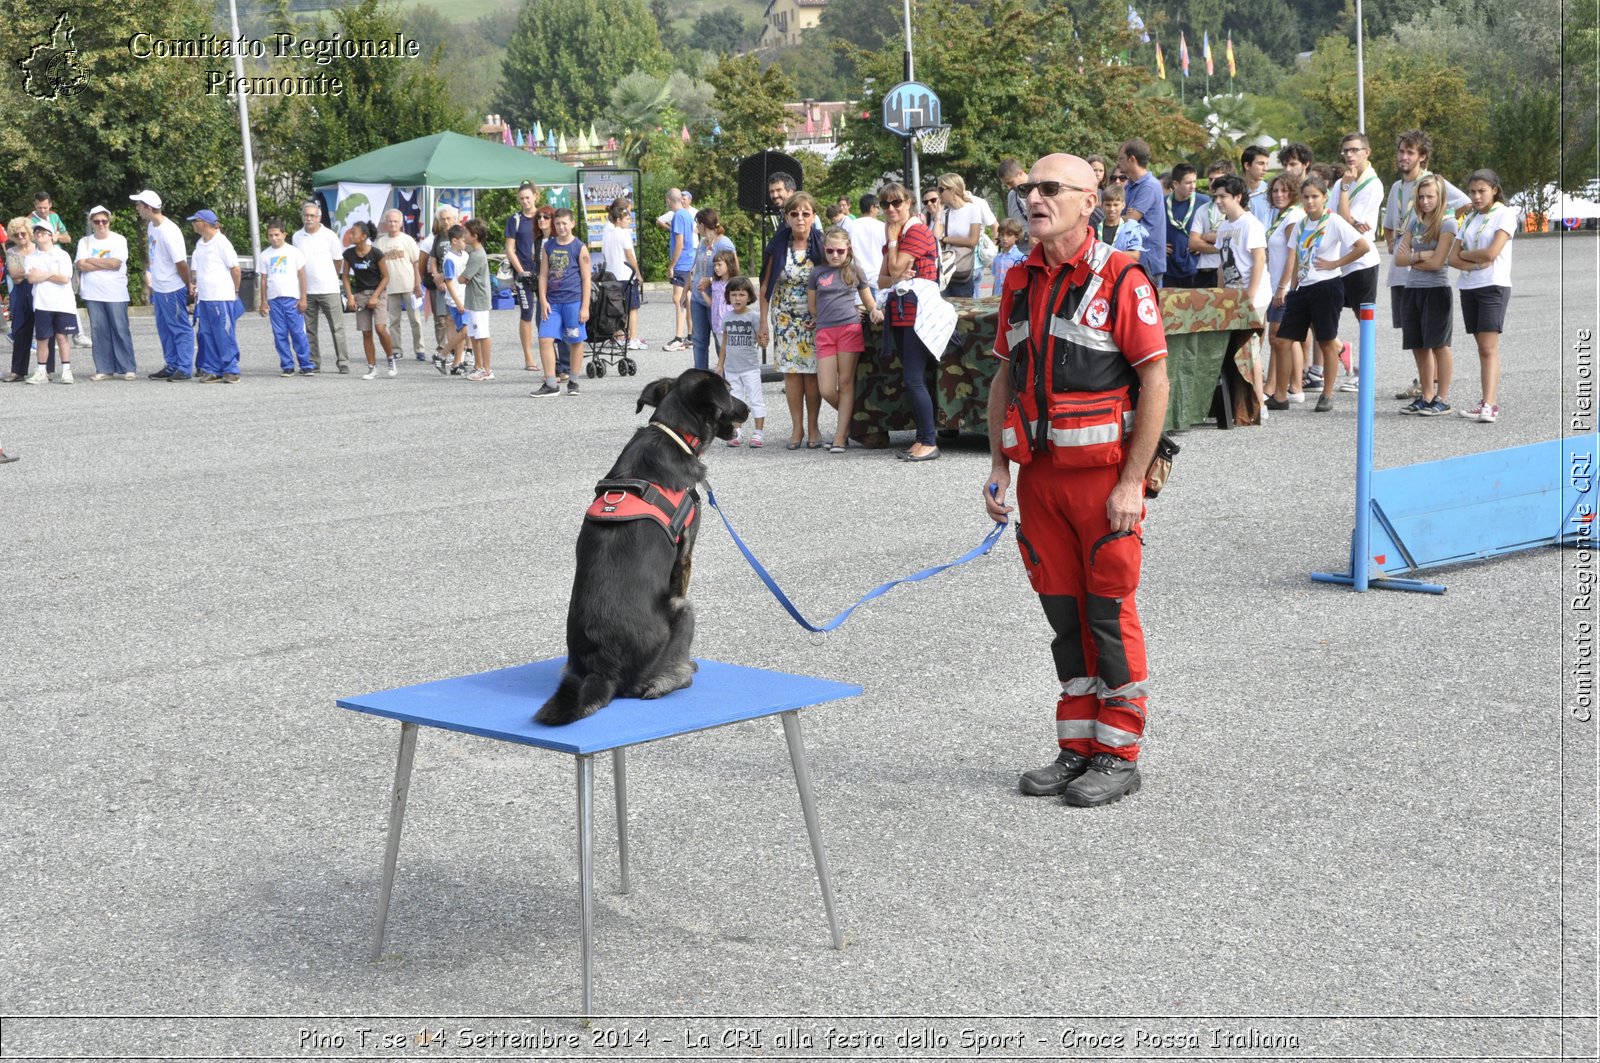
[1025,153,1099,258]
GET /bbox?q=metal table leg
[371,721,419,961]
[613,747,631,894]
[576,754,596,1016]
[780,710,843,949]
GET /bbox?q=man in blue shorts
[661,189,696,351]
[503,181,542,371]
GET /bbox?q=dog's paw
[636,664,694,699]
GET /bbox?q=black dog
[536,369,749,725]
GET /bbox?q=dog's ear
[636,377,677,413]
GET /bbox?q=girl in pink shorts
[808,227,882,452]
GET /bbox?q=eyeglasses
[823,248,849,256]
[1112,174,1129,183]
[1015,180,1095,198]
[787,209,812,218]
[91,217,110,224]
[880,197,906,208]
[922,197,939,205]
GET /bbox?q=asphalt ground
[2,235,1595,1060]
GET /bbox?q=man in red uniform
[984,153,1170,807]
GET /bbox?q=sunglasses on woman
[823,247,849,256]
[880,197,906,207]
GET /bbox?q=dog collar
[652,421,702,455]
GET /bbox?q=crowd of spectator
[0,130,1520,463]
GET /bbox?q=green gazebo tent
[312,131,578,188]
[311,131,579,233]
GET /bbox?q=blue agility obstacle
[1313,303,1597,593]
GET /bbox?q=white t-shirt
[1189,199,1223,269]
[1266,206,1305,294]
[145,218,189,294]
[1335,168,1384,273]
[75,232,130,303]
[292,225,345,295]
[1290,213,1366,288]
[1455,204,1518,291]
[601,225,635,282]
[1383,173,1469,285]
[1217,213,1267,304]
[374,232,420,292]
[192,232,240,302]
[261,242,306,301]
[850,215,887,290]
[26,248,76,312]
[974,196,998,230]
[942,200,984,269]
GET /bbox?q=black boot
[1019,748,1092,796]
[1061,752,1141,806]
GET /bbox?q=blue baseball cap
[186,209,219,224]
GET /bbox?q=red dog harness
[584,478,699,545]
[582,423,705,545]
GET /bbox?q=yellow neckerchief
[1267,205,1303,241]
[1460,203,1504,246]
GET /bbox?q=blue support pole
[1311,302,1447,594]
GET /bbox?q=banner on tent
[435,188,475,221]
[334,182,390,245]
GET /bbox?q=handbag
[975,231,998,270]
[938,208,974,290]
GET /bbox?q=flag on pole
[1179,32,1190,77]
[1155,41,1166,80]
[501,122,512,146]
[532,120,543,143]
[1203,32,1214,77]
[1127,6,1149,43]
[1226,34,1236,78]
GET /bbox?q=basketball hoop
[913,124,952,155]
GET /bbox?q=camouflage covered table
[848,290,1264,447]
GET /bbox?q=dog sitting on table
[536,369,750,725]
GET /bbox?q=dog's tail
[535,670,619,726]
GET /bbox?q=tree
[497,0,670,133]
[827,0,1206,201]
[691,7,758,56]
[401,5,516,123]
[256,0,473,189]
[676,55,796,254]
[0,0,241,224]
[1283,33,1489,181]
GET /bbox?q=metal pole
[227,0,262,265]
[1352,303,1377,592]
[1354,0,1366,133]
[903,0,918,192]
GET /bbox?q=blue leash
[703,483,1009,633]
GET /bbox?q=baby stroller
[584,267,637,377]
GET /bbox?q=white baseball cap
[129,190,162,209]
[87,205,111,219]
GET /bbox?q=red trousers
[1014,460,1149,761]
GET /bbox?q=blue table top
[337,658,863,755]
